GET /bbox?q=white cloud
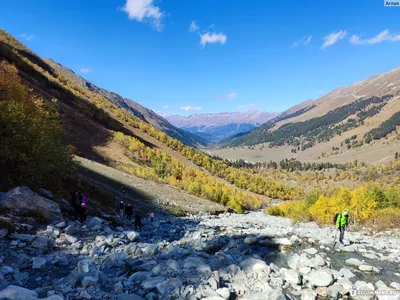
[219,92,238,100]
[237,104,256,110]
[121,0,164,31]
[155,110,170,117]
[20,33,34,41]
[189,21,199,32]
[162,105,169,109]
[292,35,312,47]
[200,32,227,47]
[80,68,92,74]
[321,30,347,49]
[180,106,202,111]
[350,29,400,45]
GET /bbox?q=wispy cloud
[155,110,170,117]
[20,33,34,41]
[189,21,199,32]
[317,90,325,95]
[180,106,202,111]
[80,68,92,74]
[237,104,256,110]
[219,92,238,100]
[121,0,164,31]
[350,29,400,45]
[321,30,347,49]
[292,35,312,47]
[162,105,169,109]
[200,32,227,47]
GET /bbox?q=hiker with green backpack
[334,208,350,245]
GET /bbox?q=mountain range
[167,111,279,143]
[215,66,400,164]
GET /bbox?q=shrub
[276,200,309,222]
[266,205,283,216]
[0,61,75,191]
[372,208,400,230]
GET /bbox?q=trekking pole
[332,228,338,248]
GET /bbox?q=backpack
[333,213,340,224]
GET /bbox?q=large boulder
[308,269,334,287]
[239,258,270,275]
[0,285,38,300]
[0,186,61,219]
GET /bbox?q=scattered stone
[126,231,141,242]
[345,258,363,267]
[0,285,38,299]
[340,267,356,279]
[31,236,50,252]
[32,257,46,269]
[282,269,302,285]
[359,265,374,272]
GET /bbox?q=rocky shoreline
[0,189,400,300]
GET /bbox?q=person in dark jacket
[336,208,350,245]
[125,204,133,220]
[119,201,125,218]
[134,214,142,232]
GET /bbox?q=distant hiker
[125,204,133,220]
[150,212,155,222]
[157,199,160,205]
[335,208,350,245]
[79,194,88,222]
[119,201,125,218]
[135,214,142,232]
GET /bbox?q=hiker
[150,212,155,222]
[335,208,350,245]
[125,204,133,220]
[134,214,142,232]
[119,201,125,218]
[79,194,88,222]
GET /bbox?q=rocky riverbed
[0,189,400,300]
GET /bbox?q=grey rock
[77,259,98,278]
[80,290,92,299]
[327,284,345,298]
[216,288,230,299]
[338,277,353,293]
[358,265,374,272]
[183,257,211,272]
[304,248,318,255]
[301,289,317,300]
[141,276,165,289]
[345,258,363,267]
[282,269,302,285]
[117,294,144,300]
[375,280,388,289]
[239,258,270,274]
[31,237,50,252]
[55,221,65,228]
[81,276,99,287]
[32,257,46,269]
[156,278,183,295]
[307,254,325,268]
[1,265,14,275]
[308,269,334,287]
[64,234,78,244]
[10,233,36,243]
[340,267,356,279]
[39,188,53,199]
[0,285,38,300]
[244,236,257,245]
[126,231,141,242]
[43,296,64,300]
[85,217,103,228]
[0,186,61,219]
[0,229,8,239]
[64,225,78,235]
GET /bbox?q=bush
[0,61,75,191]
[272,200,309,222]
[266,205,283,216]
[372,208,400,230]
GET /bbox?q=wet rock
[340,267,355,279]
[345,258,363,267]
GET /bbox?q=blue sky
[1,0,400,116]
